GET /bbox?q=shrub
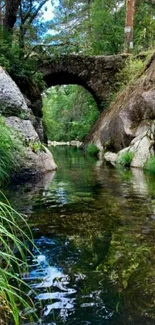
[117,151,134,167]
[144,156,155,174]
[86,144,99,156]
[28,140,45,153]
[116,57,145,89]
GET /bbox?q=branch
[22,0,33,23]
[28,0,48,25]
[24,42,74,60]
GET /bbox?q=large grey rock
[31,116,45,142]
[104,152,117,165]
[130,135,153,168]
[25,147,57,173]
[106,125,155,169]
[4,117,57,173]
[86,53,155,152]
[5,116,39,141]
[0,66,29,117]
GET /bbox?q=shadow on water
[3,147,155,324]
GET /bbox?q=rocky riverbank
[0,66,57,181]
[86,52,155,169]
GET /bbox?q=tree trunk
[124,0,135,52]
[3,0,21,34]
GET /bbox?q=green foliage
[134,1,155,52]
[91,0,125,55]
[0,117,24,184]
[28,140,45,153]
[43,85,99,141]
[116,57,145,89]
[144,156,155,173]
[0,39,45,90]
[117,151,134,167]
[0,198,37,324]
[86,144,99,157]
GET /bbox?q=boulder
[130,135,153,168]
[104,152,117,166]
[24,146,57,174]
[0,66,57,178]
[86,53,155,153]
[5,116,39,141]
[105,123,155,168]
[0,66,29,117]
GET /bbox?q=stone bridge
[39,54,127,111]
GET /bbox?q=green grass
[0,196,38,324]
[86,144,99,157]
[117,151,134,167]
[144,156,155,173]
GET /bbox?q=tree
[91,0,125,55]
[124,0,135,52]
[3,0,21,35]
[134,0,155,51]
[18,0,49,50]
[44,0,94,55]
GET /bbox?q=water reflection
[4,147,155,324]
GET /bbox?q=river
[4,147,155,324]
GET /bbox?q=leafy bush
[28,140,45,153]
[144,156,155,173]
[0,198,37,324]
[0,40,44,90]
[0,117,24,183]
[116,57,145,89]
[117,151,134,167]
[86,144,99,157]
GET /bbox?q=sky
[43,0,59,21]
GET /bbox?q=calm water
[5,147,155,324]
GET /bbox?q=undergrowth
[117,151,134,167]
[86,144,99,156]
[116,51,154,90]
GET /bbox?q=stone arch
[42,71,100,107]
[39,54,127,111]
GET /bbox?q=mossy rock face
[0,66,29,118]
